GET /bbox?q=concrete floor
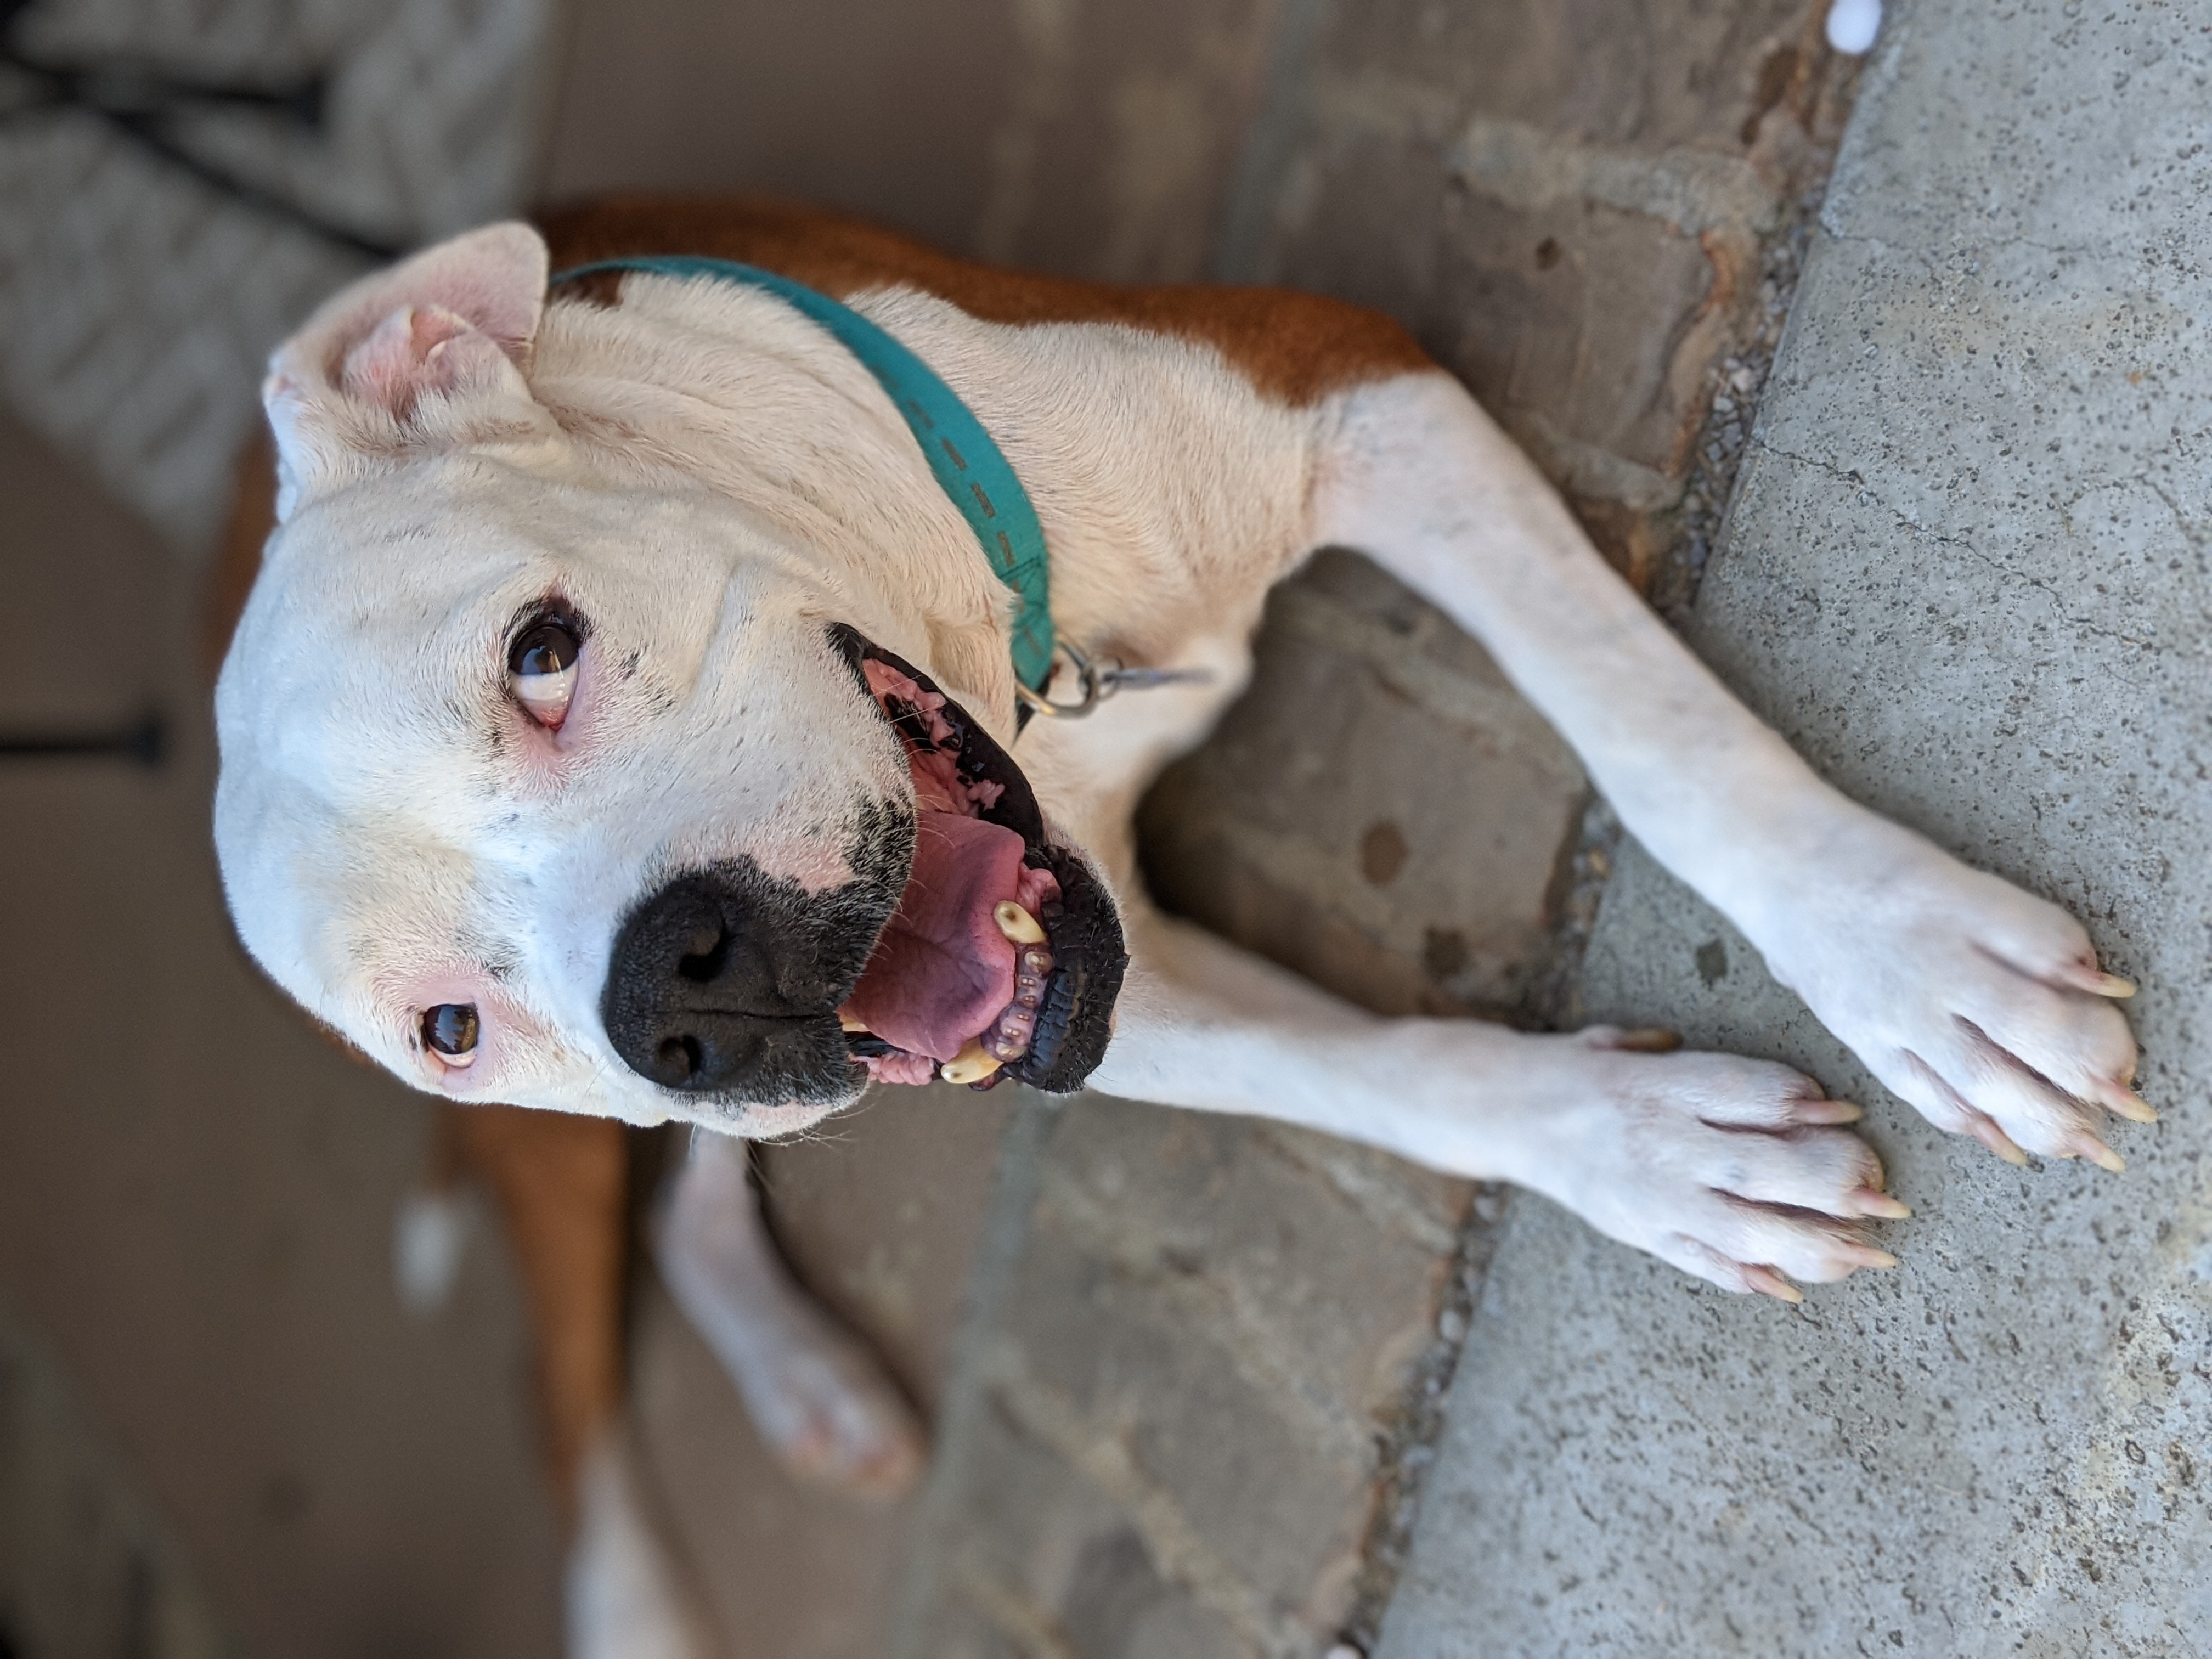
[0,410,563,1656]
[1378,2,2212,1654]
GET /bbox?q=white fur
[654,1130,923,1496]
[221,222,2142,1299]
[567,1429,709,1659]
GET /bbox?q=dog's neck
[529,277,1325,726]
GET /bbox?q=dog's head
[215,224,1124,1135]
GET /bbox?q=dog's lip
[828,624,1126,1092]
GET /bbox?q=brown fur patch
[537,194,1434,407]
[204,428,278,681]
[447,1104,629,1520]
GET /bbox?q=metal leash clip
[1014,639,1215,719]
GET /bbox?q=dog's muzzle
[600,853,898,1104]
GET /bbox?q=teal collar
[549,256,1056,703]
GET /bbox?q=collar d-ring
[1014,640,1105,719]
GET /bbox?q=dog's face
[216,225,1123,1134]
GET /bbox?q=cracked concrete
[1378,2,2212,1654]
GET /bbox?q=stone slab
[1379,3,2212,1653]
[1140,550,1588,1023]
[543,0,1279,287]
[891,1096,1471,1659]
[1233,0,1852,584]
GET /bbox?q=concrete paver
[891,1099,1469,1659]
[1379,3,2212,1652]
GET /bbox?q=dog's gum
[993,1007,1037,1048]
[983,931,1055,1063]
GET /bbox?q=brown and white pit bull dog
[210,196,2146,1654]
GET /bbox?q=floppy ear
[262,222,555,516]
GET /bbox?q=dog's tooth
[940,1041,1003,1086]
[1018,944,1053,978]
[839,1009,871,1032]
[994,901,1048,945]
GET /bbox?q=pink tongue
[845,811,1025,1062]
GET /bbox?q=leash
[549,256,1208,724]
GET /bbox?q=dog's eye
[509,619,580,728]
[422,1003,480,1067]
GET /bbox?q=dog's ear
[262,222,556,516]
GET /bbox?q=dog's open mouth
[830,627,1126,1093]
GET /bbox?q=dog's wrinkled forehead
[214,457,903,1071]
[225,457,792,812]
[212,224,914,1119]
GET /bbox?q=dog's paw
[721,1306,928,1500]
[568,1431,713,1659]
[1754,814,2145,1172]
[1505,1030,1904,1301]
[656,1130,929,1500]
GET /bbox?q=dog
[211,196,2146,1652]
[211,428,929,1659]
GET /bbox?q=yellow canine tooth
[994,900,1047,945]
[940,1040,1003,1086]
[839,1010,870,1032]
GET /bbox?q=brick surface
[1141,549,1587,1022]
[613,1083,1013,1658]
[1378,7,2212,1650]
[631,1279,915,1659]
[898,1099,1467,1659]
[759,1086,1016,1418]
[4,0,1864,1651]
[0,414,562,1659]
[1,0,558,549]
[0,1301,237,1659]
[545,0,1280,287]
[964,0,1280,283]
[1238,0,1853,584]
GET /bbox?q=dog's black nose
[600,865,856,1097]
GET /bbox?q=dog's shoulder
[535,195,1433,407]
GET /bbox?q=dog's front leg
[1091,905,1895,1297]
[653,1128,924,1496]
[1308,373,2144,1170]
